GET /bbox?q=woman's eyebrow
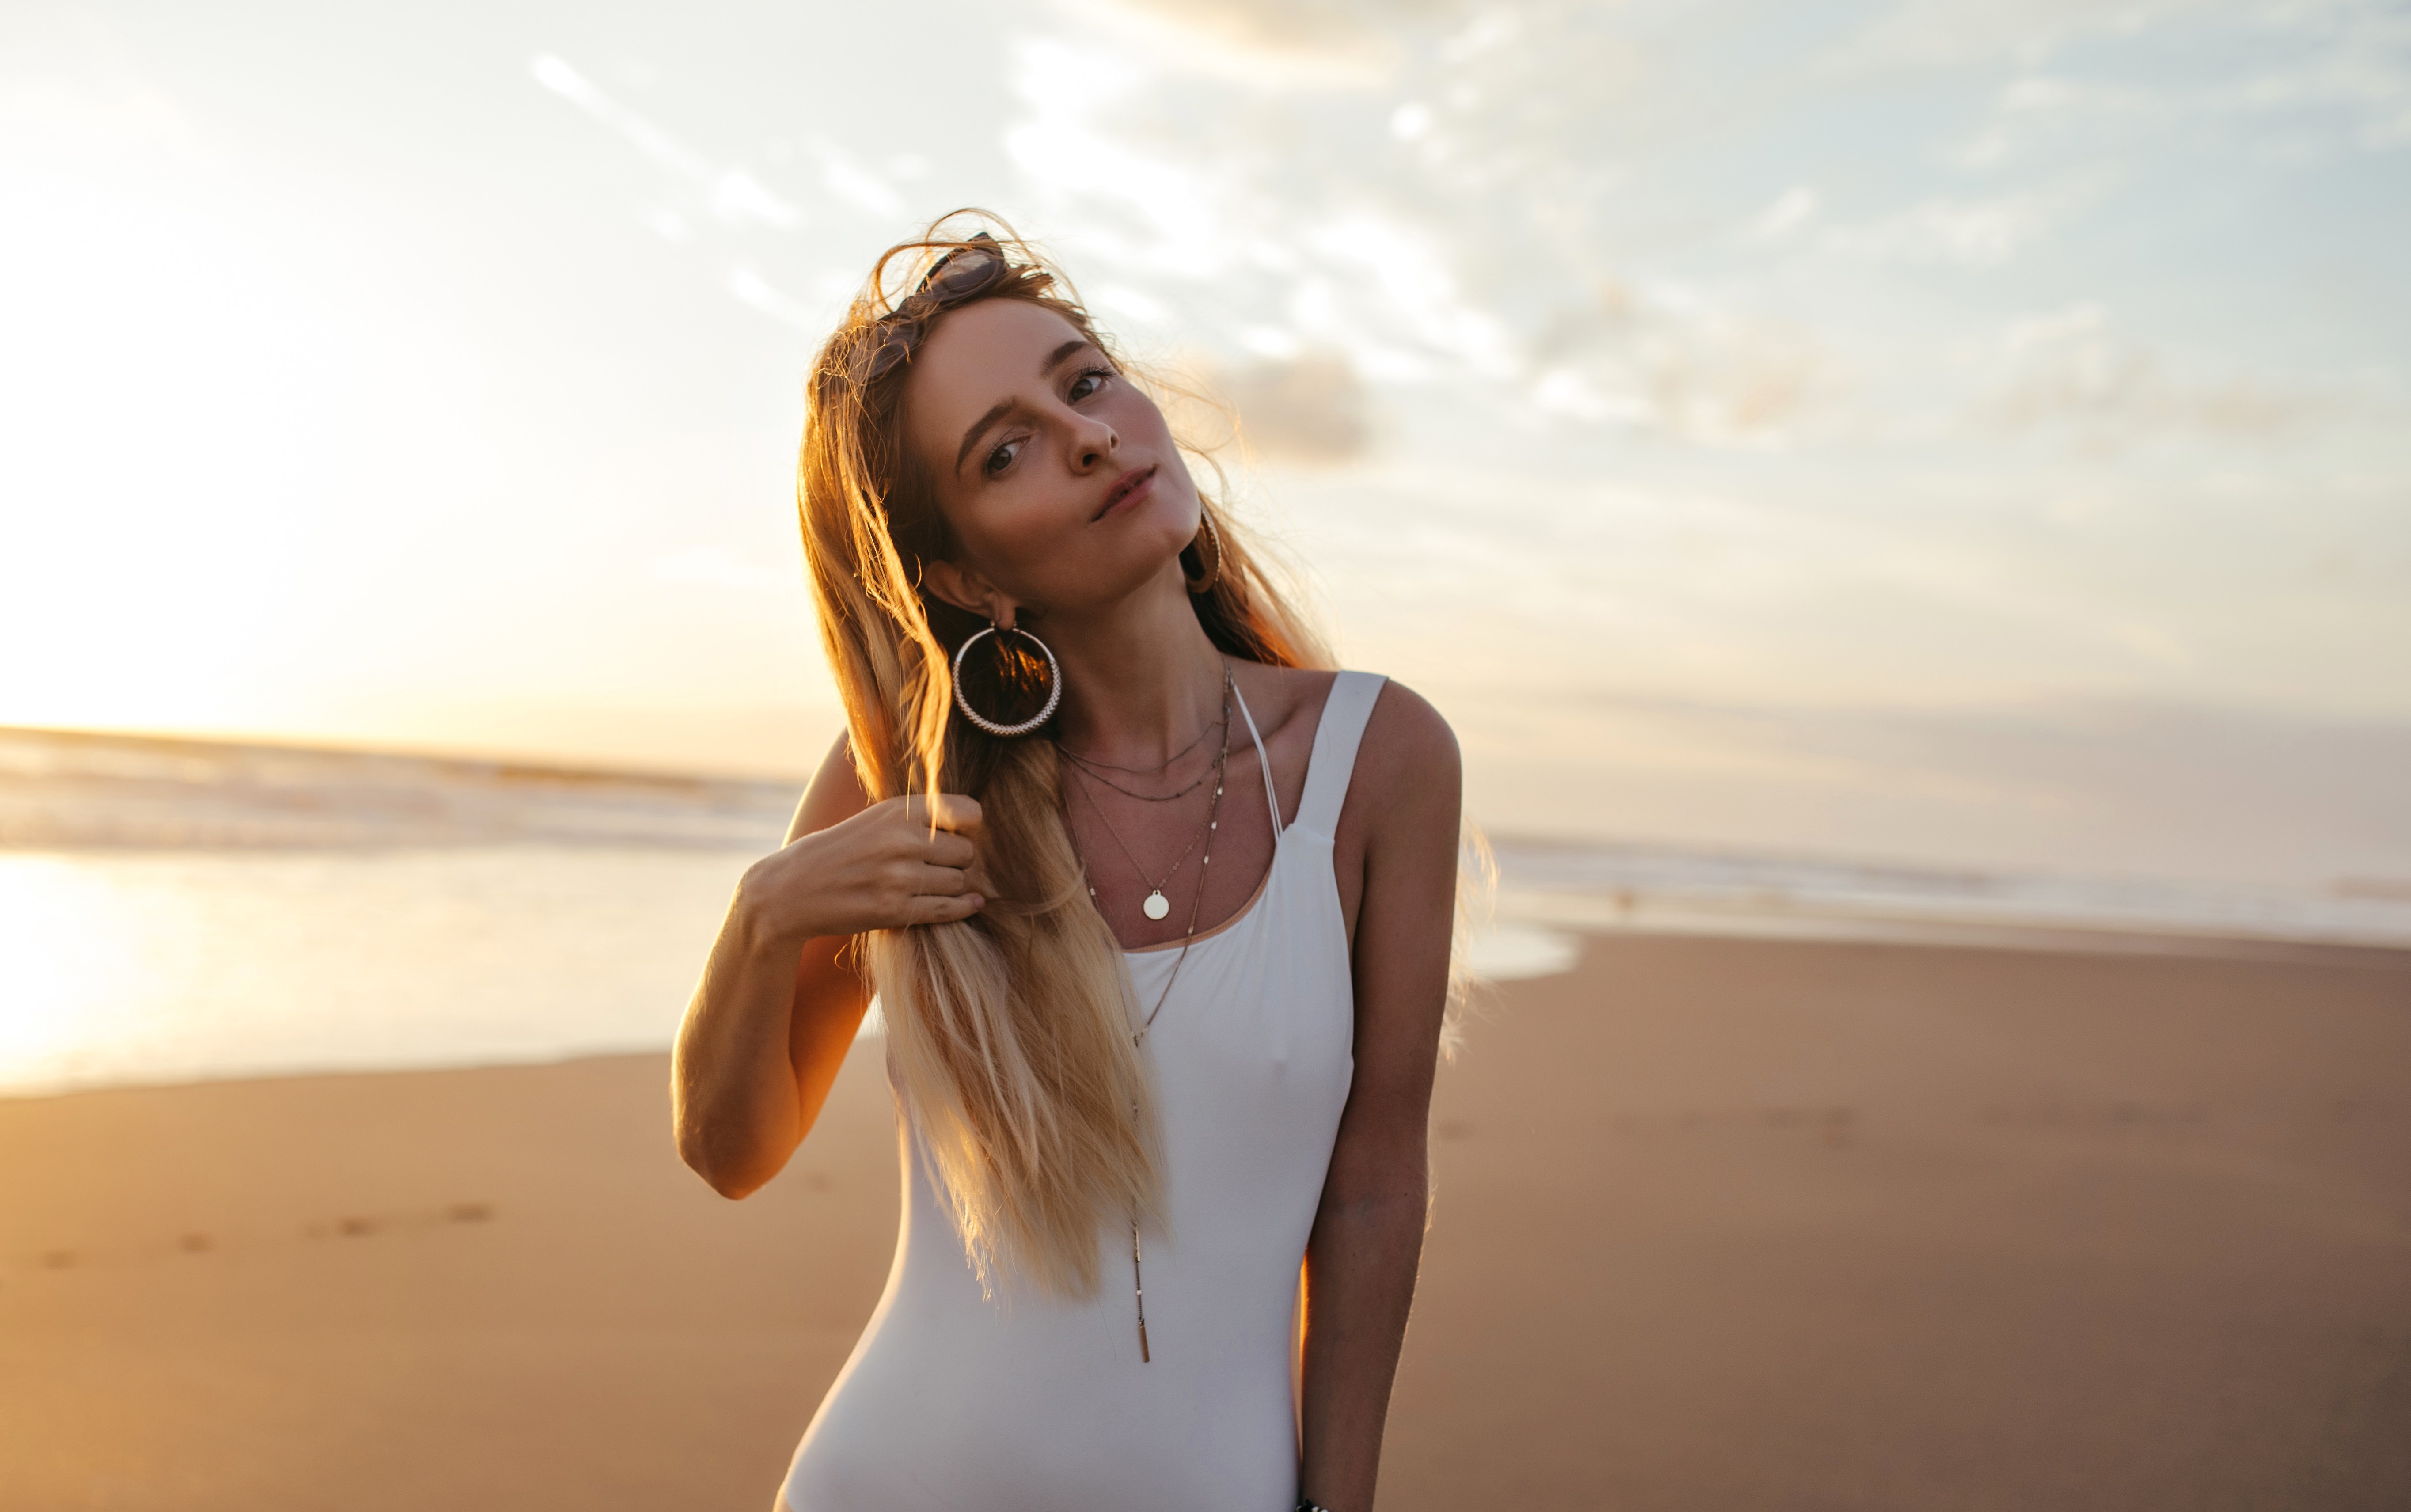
[953,339,1100,476]
[1039,337,1092,377]
[955,399,1018,476]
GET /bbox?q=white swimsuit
[781,672,1386,1512]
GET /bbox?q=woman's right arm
[672,734,984,1199]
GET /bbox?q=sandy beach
[5,931,2408,1511]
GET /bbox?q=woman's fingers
[915,863,971,896]
[911,891,984,925]
[900,792,983,836]
[922,830,976,869]
[790,794,986,931]
[738,789,990,941]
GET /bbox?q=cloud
[1815,0,2226,79]
[999,32,1519,392]
[1001,37,1234,277]
[2232,13,2411,150]
[1078,0,1470,73]
[1840,1,2411,162]
[1949,73,2166,167]
[1299,214,1517,377]
[1211,350,1374,464]
[1822,182,2095,268]
[530,54,803,231]
[1646,325,1833,442]
[805,136,905,217]
[995,7,1845,450]
[1525,281,1838,444]
[1978,303,2331,448]
[1750,185,1820,240]
[529,52,917,339]
[1103,0,1383,58]
[993,0,2404,484]
[725,266,816,332]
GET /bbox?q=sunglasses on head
[854,232,1011,384]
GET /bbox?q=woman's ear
[922,558,1018,628]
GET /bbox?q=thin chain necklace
[1070,674,1230,922]
[1062,662,1236,1362]
[1058,705,1215,775]
[1059,691,1228,802]
[1065,756,1217,804]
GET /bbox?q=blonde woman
[672,214,1462,1512]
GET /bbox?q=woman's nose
[1068,413,1118,471]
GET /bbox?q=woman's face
[902,297,1201,623]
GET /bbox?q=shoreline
[6,912,2407,1106]
[1508,895,2411,968]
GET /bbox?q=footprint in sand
[309,1201,497,1240]
[21,1204,494,1276]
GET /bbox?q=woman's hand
[675,742,983,1200]
[738,792,987,946]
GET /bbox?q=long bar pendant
[1131,1222,1151,1363]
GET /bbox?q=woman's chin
[1140,478,1204,540]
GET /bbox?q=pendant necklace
[1120,721,1226,1363]
[1060,662,1235,1361]
[1072,674,1231,922]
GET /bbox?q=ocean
[3,726,2404,1098]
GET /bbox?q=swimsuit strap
[1295,672,1386,838]
[1229,676,1282,840]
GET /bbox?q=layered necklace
[1063,691,1229,922]
[1056,661,1235,1362]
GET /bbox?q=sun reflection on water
[0,855,161,1086]
[0,847,756,1097]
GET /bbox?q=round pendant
[1142,890,1171,921]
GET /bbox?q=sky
[3,0,2407,887]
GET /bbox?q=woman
[672,213,1462,1512]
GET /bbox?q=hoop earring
[1183,509,1223,596]
[950,623,1064,737]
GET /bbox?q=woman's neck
[1042,576,1230,765]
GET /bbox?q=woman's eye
[983,437,1022,477]
[1067,366,1112,403]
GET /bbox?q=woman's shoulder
[1236,663,1456,783]
[1347,674,1459,798]
[1310,670,1459,867]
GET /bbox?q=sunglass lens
[932,250,1002,299]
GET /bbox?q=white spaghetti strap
[1229,677,1283,839]
[1296,671,1386,838]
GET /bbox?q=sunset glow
[4,0,2406,881]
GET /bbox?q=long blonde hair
[797,212,1333,1296]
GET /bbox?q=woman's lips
[1095,465,1157,520]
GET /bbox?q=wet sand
[3,933,2407,1510]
